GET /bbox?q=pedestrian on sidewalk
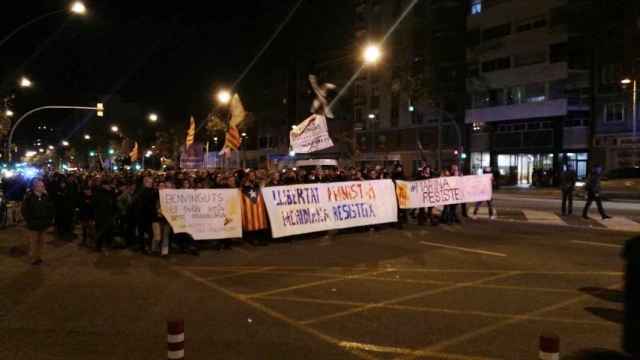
[21,178,55,265]
[473,167,496,219]
[582,165,611,220]
[560,164,576,216]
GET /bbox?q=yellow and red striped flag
[241,185,269,232]
[185,116,196,149]
[129,142,139,162]
[220,94,247,155]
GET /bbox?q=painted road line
[522,210,566,226]
[596,216,640,232]
[339,341,500,360]
[206,266,277,281]
[301,272,520,325]
[175,268,378,360]
[396,283,623,360]
[420,241,507,257]
[571,240,623,249]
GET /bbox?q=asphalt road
[0,216,636,360]
[493,193,640,217]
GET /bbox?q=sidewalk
[495,186,640,202]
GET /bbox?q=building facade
[465,0,592,186]
[352,0,468,174]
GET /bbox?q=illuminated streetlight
[148,113,158,123]
[61,140,69,147]
[621,78,632,85]
[108,148,115,155]
[363,44,382,65]
[368,113,376,119]
[241,132,247,137]
[89,151,96,157]
[5,109,13,117]
[38,148,45,153]
[48,145,55,150]
[70,1,87,15]
[216,89,232,105]
[145,150,153,158]
[110,125,119,133]
[83,134,91,140]
[19,76,32,88]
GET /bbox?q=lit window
[470,0,482,15]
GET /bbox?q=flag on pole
[309,74,336,119]
[186,116,196,149]
[220,94,248,155]
[129,142,140,162]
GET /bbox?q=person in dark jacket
[560,164,577,216]
[92,178,117,252]
[582,165,611,220]
[78,186,95,246]
[134,176,157,253]
[21,178,55,265]
[53,179,75,240]
[417,166,437,226]
[392,163,407,229]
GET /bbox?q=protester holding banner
[241,170,269,245]
[473,167,496,219]
[416,166,437,226]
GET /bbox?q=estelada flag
[241,185,268,232]
[129,142,140,162]
[220,94,247,155]
[186,116,196,149]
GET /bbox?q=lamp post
[0,2,87,50]
[6,104,104,162]
[621,78,637,141]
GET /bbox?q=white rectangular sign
[290,114,334,153]
[159,189,242,240]
[262,180,398,238]
[395,175,493,209]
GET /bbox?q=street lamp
[216,89,232,105]
[83,134,91,140]
[70,1,87,15]
[5,109,13,117]
[621,78,637,140]
[0,2,88,50]
[61,140,70,147]
[48,145,55,151]
[19,77,32,88]
[110,125,119,133]
[363,44,382,65]
[148,113,158,123]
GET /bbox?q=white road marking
[419,241,507,257]
[523,210,566,226]
[595,216,640,232]
[571,240,623,249]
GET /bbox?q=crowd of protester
[3,162,496,265]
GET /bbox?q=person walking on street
[560,164,577,216]
[582,165,611,220]
[417,165,437,226]
[473,167,496,219]
[21,178,55,265]
[92,178,117,252]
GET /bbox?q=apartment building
[353,0,467,173]
[465,0,590,185]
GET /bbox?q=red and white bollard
[539,333,560,360]
[167,319,185,360]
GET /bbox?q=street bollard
[539,333,560,360]
[167,319,185,360]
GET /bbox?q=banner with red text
[262,180,398,238]
[395,175,493,209]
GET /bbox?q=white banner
[290,114,334,153]
[263,180,398,238]
[395,175,493,209]
[159,189,242,240]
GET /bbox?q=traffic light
[96,103,104,117]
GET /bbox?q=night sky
[1,0,352,150]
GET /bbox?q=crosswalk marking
[596,216,640,232]
[522,210,566,226]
